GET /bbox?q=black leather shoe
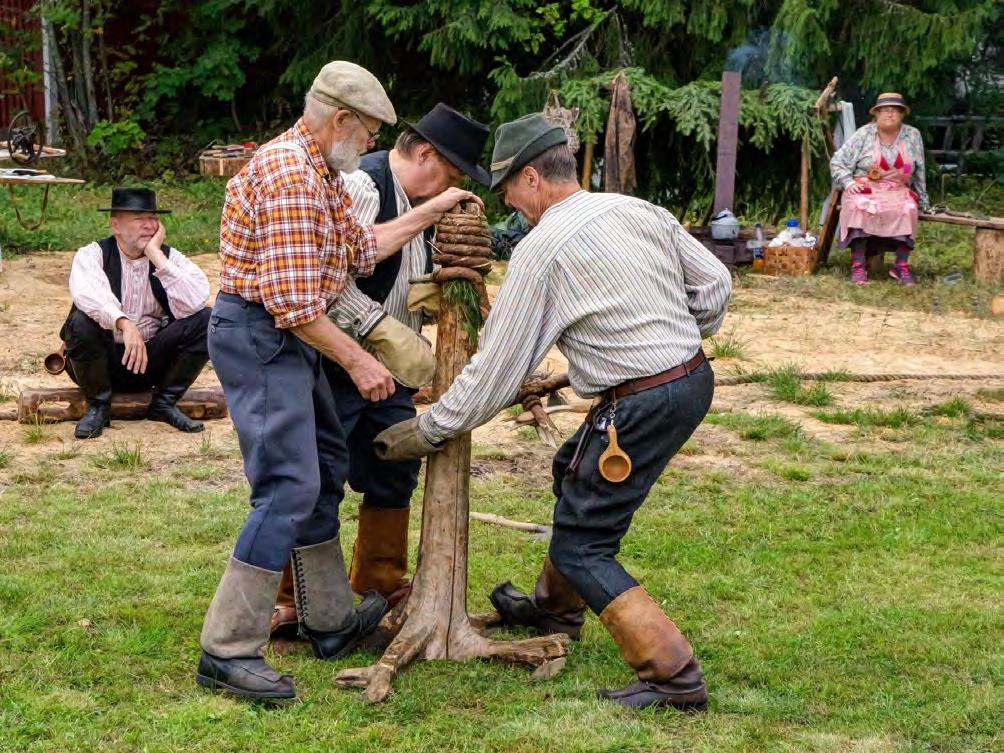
[195,651,296,700]
[490,581,585,640]
[300,591,388,660]
[148,352,207,432]
[74,401,111,439]
[597,658,708,711]
[148,399,204,432]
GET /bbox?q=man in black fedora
[268,103,491,637]
[61,186,211,439]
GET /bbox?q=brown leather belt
[605,349,708,401]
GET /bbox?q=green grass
[0,178,225,255]
[927,397,973,418]
[975,387,1004,402]
[707,330,750,360]
[90,443,146,471]
[706,411,803,441]
[764,365,835,407]
[0,379,18,402]
[1,402,1000,752]
[20,417,49,445]
[0,445,11,469]
[812,407,921,429]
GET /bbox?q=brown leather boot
[490,557,587,639]
[269,562,299,640]
[597,586,708,711]
[349,506,411,606]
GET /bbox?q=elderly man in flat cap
[269,103,492,640]
[376,113,732,711]
[195,61,480,701]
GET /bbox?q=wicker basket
[764,243,819,276]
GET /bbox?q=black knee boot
[148,352,208,432]
[70,358,113,439]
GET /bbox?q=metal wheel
[6,110,45,166]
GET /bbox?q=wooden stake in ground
[335,207,569,703]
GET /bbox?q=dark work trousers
[208,293,349,572]
[322,362,421,510]
[548,359,715,615]
[63,307,210,392]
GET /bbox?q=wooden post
[973,227,1004,284]
[335,207,569,704]
[713,71,742,215]
[580,141,594,190]
[800,137,810,232]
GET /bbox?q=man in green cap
[375,112,732,710]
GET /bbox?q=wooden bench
[818,189,1004,284]
[13,386,228,424]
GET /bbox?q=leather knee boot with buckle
[597,586,708,711]
[489,557,587,640]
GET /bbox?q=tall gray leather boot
[291,536,388,660]
[196,557,296,700]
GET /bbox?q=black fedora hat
[98,187,171,214]
[405,104,491,187]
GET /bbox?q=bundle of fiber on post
[431,203,493,344]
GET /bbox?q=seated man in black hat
[269,103,491,637]
[62,187,211,439]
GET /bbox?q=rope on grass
[714,372,996,386]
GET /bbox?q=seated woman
[830,93,930,286]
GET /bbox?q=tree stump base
[335,204,570,702]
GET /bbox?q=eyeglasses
[350,110,380,140]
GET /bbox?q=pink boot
[889,261,915,286]
[851,262,869,286]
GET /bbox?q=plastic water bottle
[751,223,766,271]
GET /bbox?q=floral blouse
[830,122,929,210]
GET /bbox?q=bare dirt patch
[1,252,1001,493]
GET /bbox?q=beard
[325,138,362,172]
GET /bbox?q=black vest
[355,151,433,304]
[60,237,174,339]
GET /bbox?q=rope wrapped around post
[431,203,493,331]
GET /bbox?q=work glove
[361,314,436,389]
[407,274,441,317]
[374,416,443,461]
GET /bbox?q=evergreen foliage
[18,0,1001,217]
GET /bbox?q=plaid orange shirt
[218,119,377,328]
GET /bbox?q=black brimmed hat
[406,103,491,187]
[98,187,171,214]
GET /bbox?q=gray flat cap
[308,61,397,125]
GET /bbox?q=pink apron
[839,137,918,243]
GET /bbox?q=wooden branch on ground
[469,512,551,535]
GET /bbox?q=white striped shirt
[69,241,210,343]
[420,190,732,443]
[328,167,427,337]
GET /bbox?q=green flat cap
[489,113,568,190]
[308,61,397,125]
